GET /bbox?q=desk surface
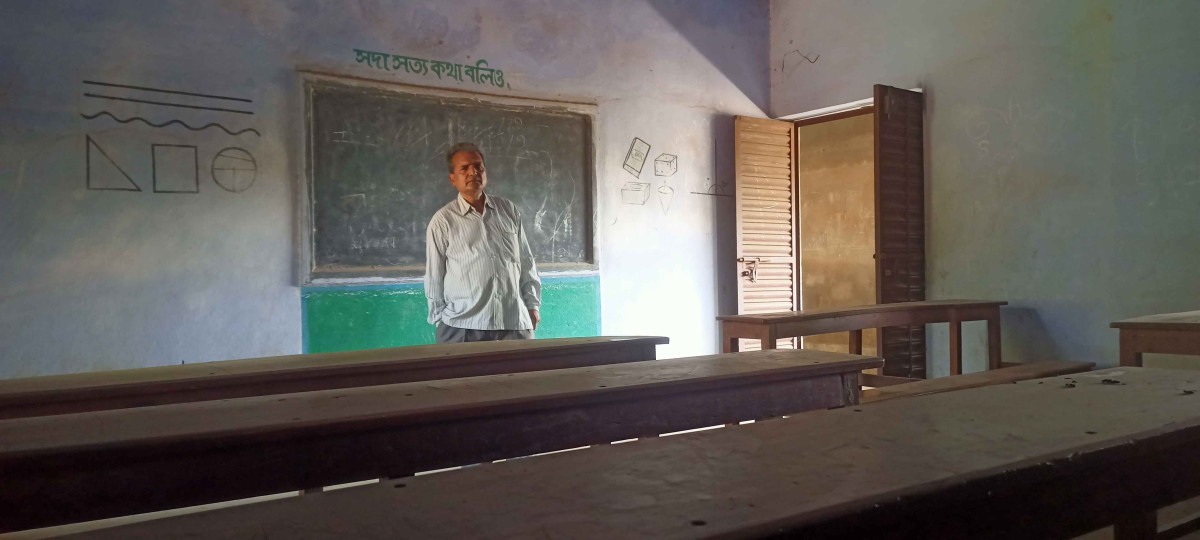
[717,299,1006,324]
[1,349,878,459]
[69,367,1198,540]
[0,336,669,398]
[1111,310,1200,331]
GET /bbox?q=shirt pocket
[494,220,520,261]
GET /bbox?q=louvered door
[734,116,798,350]
[874,85,927,377]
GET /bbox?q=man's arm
[424,217,448,326]
[515,209,541,328]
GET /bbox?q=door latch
[738,257,771,283]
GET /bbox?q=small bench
[718,299,1006,375]
[1112,310,1200,367]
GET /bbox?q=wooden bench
[1112,310,1200,367]
[0,336,667,419]
[861,360,1094,403]
[0,349,880,532]
[718,299,1007,375]
[67,367,1200,539]
[1110,312,1200,540]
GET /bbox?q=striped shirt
[424,194,541,330]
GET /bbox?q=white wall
[0,0,769,378]
[771,0,1200,373]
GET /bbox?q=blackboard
[307,82,594,278]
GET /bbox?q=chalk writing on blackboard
[85,135,140,192]
[353,49,510,89]
[623,137,650,178]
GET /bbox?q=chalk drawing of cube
[621,182,651,205]
[654,153,677,177]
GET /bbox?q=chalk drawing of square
[152,144,199,193]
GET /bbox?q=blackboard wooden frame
[297,71,599,285]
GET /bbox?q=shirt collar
[456,193,494,215]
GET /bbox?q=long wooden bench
[0,336,667,419]
[861,360,1094,403]
[718,300,1006,374]
[65,367,1200,539]
[0,349,880,532]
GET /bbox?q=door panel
[874,85,927,377]
[734,116,798,350]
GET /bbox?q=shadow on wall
[711,114,737,347]
[645,0,770,112]
[1001,306,1066,364]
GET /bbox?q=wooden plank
[0,336,668,419]
[861,360,1094,403]
[860,373,920,388]
[0,349,881,532]
[717,299,1005,324]
[1110,310,1200,331]
[69,368,1200,540]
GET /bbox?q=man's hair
[446,142,484,173]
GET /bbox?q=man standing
[424,142,541,343]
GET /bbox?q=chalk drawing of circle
[211,147,258,193]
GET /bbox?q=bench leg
[987,311,1002,371]
[1119,330,1143,367]
[849,329,863,355]
[760,326,778,350]
[949,311,963,376]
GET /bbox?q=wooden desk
[718,300,1007,375]
[0,336,667,420]
[0,349,879,532]
[1112,310,1200,367]
[66,367,1200,540]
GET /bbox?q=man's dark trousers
[435,323,533,344]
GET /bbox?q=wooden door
[734,116,798,350]
[873,85,926,377]
[796,110,878,357]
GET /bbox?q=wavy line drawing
[80,111,260,137]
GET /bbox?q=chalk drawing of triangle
[86,135,140,191]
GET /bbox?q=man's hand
[529,309,540,331]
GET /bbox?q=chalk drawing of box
[621,181,651,205]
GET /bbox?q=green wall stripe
[301,275,600,353]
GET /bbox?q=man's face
[448,151,487,200]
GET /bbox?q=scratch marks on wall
[781,49,820,75]
[622,137,650,177]
[85,135,140,191]
[79,111,261,137]
[151,144,199,194]
[211,147,258,193]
